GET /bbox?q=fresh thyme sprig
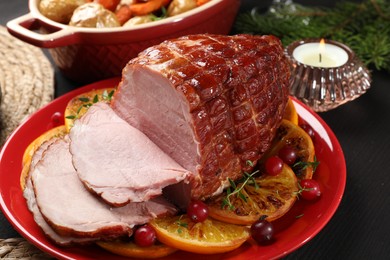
[221,160,259,210]
[293,156,320,173]
[102,89,115,101]
[175,215,188,234]
[65,89,115,120]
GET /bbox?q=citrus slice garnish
[149,215,250,254]
[21,125,67,190]
[64,88,115,131]
[263,119,316,180]
[207,164,298,225]
[283,97,299,125]
[96,241,177,258]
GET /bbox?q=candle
[285,38,371,112]
[292,39,349,68]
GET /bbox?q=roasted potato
[39,0,87,24]
[69,3,120,28]
[167,0,197,16]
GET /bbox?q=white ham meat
[24,138,96,245]
[30,136,177,241]
[69,102,190,206]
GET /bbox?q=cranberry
[300,179,321,201]
[134,224,156,247]
[278,146,297,165]
[187,200,209,223]
[251,218,274,244]
[265,156,283,176]
[51,112,63,127]
[300,124,315,140]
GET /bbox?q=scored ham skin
[111,34,290,200]
[30,136,177,242]
[69,102,190,206]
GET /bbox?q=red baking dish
[7,0,240,83]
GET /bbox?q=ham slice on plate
[69,102,190,206]
[30,136,177,242]
[24,138,97,245]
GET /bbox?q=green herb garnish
[221,161,259,210]
[293,156,320,172]
[175,216,188,234]
[65,89,115,120]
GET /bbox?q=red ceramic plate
[0,78,346,260]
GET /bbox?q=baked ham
[23,33,290,245]
[29,136,177,243]
[69,102,190,206]
[111,34,290,200]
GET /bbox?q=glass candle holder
[285,38,371,112]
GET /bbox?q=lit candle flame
[319,38,326,63]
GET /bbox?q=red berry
[187,200,208,223]
[51,112,63,127]
[300,124,315,140]
[278,146,297,165]
[265,156,283,176]
[250,219,274,244]
[300,179,321,200]
[134,224,156,247]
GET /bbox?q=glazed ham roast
[112,34,290,200]
[24,34,290,245]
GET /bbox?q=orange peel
[97,240,177,258]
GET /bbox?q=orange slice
[263,119,315,179]
[21,125,67,190]
[97,241,177,258]
[64,88,115,131]
[207,164,298,225]
[283,97,298,125]
[149,215,250,254]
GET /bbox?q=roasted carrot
[129,0,171,16]
[115,5,132,25]
[94,0,121,12]
[196,0,210,6]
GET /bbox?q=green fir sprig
[234,0,390,72]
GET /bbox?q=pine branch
[234,0,390,73]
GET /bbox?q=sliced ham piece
[111,34,290,200]
[30,136,177,242]
[69,102,190,206]
[24,138,96,245]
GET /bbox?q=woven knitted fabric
[0,25,54,259]
[0,238,53,259]
[0,26,54,146]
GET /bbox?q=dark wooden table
[1,0,389,259]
